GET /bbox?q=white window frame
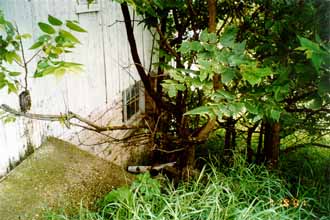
[75,0,100,14]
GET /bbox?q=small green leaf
[38,22,56,34]
[5,52,22,64]
[209,33,218,44]
[66,21,87,32]
[0,72,5,80]
[190,41,203,52]
[311,52,323,72]
[298,36,320,52]
[15,33,32,40]
[200,30,209,43]
[179,42,191,53]
[245,101,259,115]
[38,34,52,43]
[37,59,50,69]
[7,82,17,94]
[48,15,63,26]
[53,67,66,78]
[4,116,16,123]
[0,80,6,90]
[34,66,57,77]
[59,30,80,43]
[229,102,244,116]
[270,109,281,121]
[304,95,323,110]
[30,41,43,50]
[220,25,238,48]
[222,68,236,83]
[240,62,273,86]
[199,70,209,82]
[168,86,177,97]
[9,72,21,77]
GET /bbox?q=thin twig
[14,23,29,90]
[155,25,179,59]
[154,148,185,154]
[13,59,24,68]
[26,49,42,64]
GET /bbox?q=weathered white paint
[0,0,153,175]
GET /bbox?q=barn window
[76,0,100,14]
[122,81,141,122]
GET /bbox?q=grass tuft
[45,155,325,220]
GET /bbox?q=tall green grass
[45,155,324,220]
[279,146,330,218]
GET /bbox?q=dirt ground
[0,137,134,220]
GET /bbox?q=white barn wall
[0,0,152,175]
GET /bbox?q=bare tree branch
[0,104,145,132]
[282,142,330,154]
[120,3,176,113]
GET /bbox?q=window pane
[122,81,141,121]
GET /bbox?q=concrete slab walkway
[0,137,134,220]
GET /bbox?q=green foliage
[0,110,16,123]
[296,36,330,107]
[0,12,85,95]
[0,11,21,93]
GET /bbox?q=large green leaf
[48,15,63,26]
[228,102,244,116]
[221,68,236,84]
[220,25,238,48]
[38,22,56,34]
[200,30,209,43]
[29,41,44,49]
[190,41,203,52]
[178,42,191,53]
[270,108,281,121]
[298,36,320,52]
[304,94,323,110]
[59,30,80,43]
[213,90,235,101]
[244,101,259,115]
[66,21,87,33]
[240,62,273,86]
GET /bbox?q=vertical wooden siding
[0,0,153,175]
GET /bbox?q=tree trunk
[246,121,259,163]
[207,0,222,91]
[256,121,264,164]
[120,3,175,113]
[224,117,235,161]
[263,121,281,167]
